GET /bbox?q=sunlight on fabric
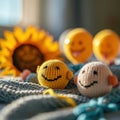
[0,0,22,26]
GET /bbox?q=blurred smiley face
[93,29,120,64]
[37,59,73,89]
[63,28,93,64]
[100,36,118,59]
[13,44,43,72]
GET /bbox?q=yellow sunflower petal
[14,26,25,42]
[0,67,19,76]
[38,30,46,40]
[0,26,62,76]
[1,48,12,57]
[4,31,17,50]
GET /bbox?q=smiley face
[37,59,73,89]
[63,28,93,64]
[93,29,120,64]
[41,65,62,82]
[76,62,113,97]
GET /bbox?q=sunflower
[0,26,62,76]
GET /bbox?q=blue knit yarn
[73,86,120,120]
[74,99,118,120]
[68,63,83,74]
[26,73,38,84]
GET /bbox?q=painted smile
[79,80,98,88]
[42,74,62,81]
[101,50,112,58]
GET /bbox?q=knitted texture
[37,59,73,89]
[110,65,120,81]
[25,63,83,84]
[76,61,118,97]
[20,69,31,81]
[25,73,38,84]
[0,79,45,103]
[0,95,74,120]
[68,63,83,74]
[0,86,120,120]
[0,79,89,103]
[73,86,120,120]
[0,64,120,120]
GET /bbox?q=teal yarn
[110,65,120,81]
[73,86,120,120]
[73,99,118,120]
[68,63,83,73]
[103,87,120,103]
[25,73,38,84]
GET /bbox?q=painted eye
[82,70,85,74]
[93,70,98,75]
[79,41,82,45]
[43,66,47,69]
[56,66,60,70]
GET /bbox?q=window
[0,0,22,26]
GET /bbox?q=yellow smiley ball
[62,28,93,64]
[37,59,73,89]
[93,29,120,64]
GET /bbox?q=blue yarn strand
[73,97,119,120]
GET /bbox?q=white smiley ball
[77,62,114,98]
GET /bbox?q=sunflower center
[12,44,44,72]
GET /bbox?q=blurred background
[0,0,120,39]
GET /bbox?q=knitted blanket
[0,65,120,120]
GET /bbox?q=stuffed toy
[93,29,120,65]
[74,61,119,98]
[37,59,73,89]
[59,28,93,64]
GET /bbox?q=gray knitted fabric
[0,78,89,120]
[0,66,120,120]
[0,85,120,120]
[0,78,89,104]
[0,95,76,120]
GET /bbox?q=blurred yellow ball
[59,28,93,64]
[93,29,120,64]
